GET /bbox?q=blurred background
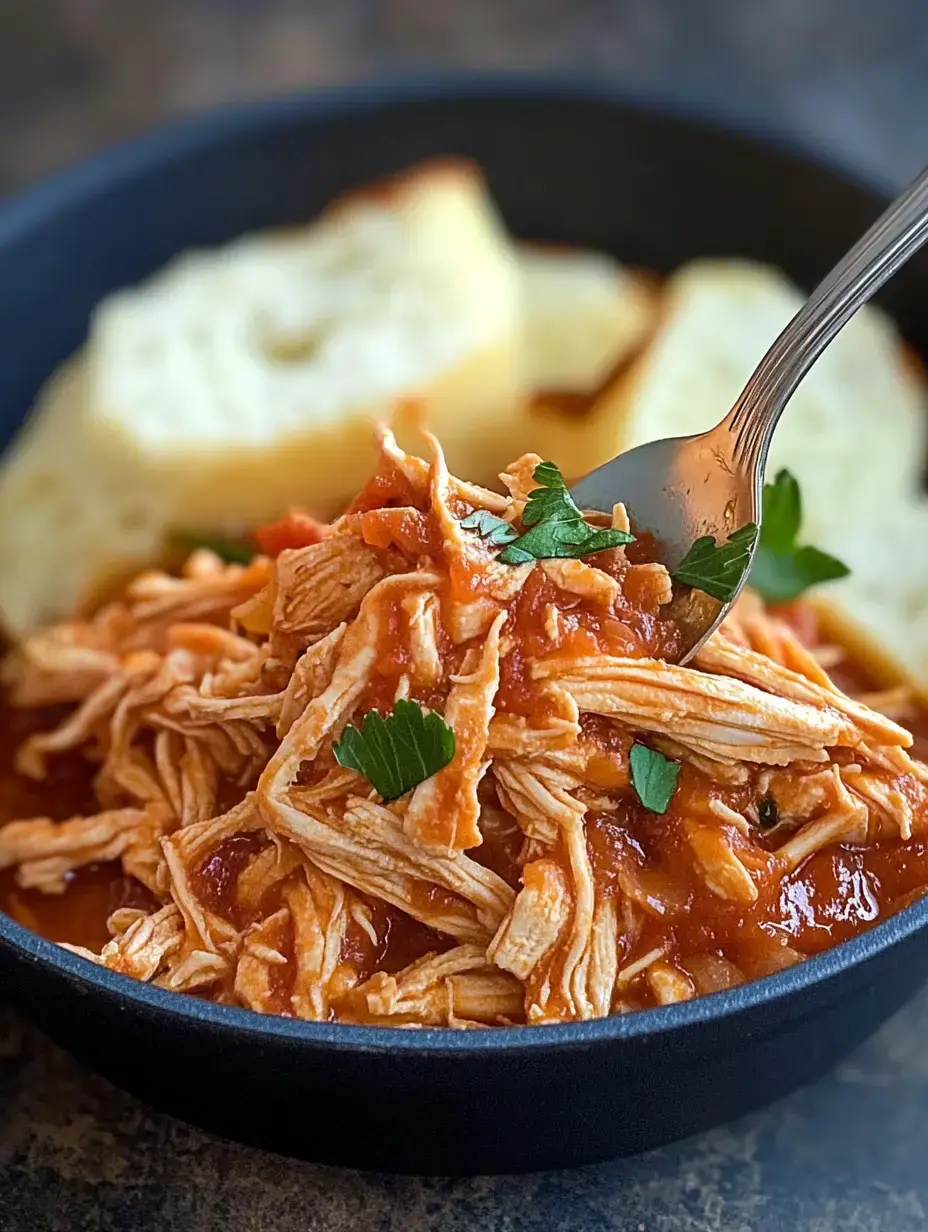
[2,0,928,198]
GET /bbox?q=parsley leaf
[332,698,455,803]
[672,523,759,603]
[498,518,627,564]
[460,510,519,546]
[497,461,634,564]
[629,743,681,814]
[750,544,850,605]
[519,460,582,527]
[758,469,801,552]
[749,470,850,603]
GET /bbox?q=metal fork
[570,163,928,663]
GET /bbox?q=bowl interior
[2,79,928,1053]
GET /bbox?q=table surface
[3,1,928,1228]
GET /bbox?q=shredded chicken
[2,431,926,1028]
[340,944,522,1027]
[404,610,505,851]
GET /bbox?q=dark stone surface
[3,992,928,1230]
[2,1,928,1227]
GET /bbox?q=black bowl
[2,76,928,1176]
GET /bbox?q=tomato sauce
[0,691,155,949]
[359,507,438,557]
[0,864,156,953]
[344,902,454,978]
[347,464,423,516]
[583,780,928,985]
[255,511,327,557]
[191,833,268,929]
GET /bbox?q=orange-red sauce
[0,691,156,950]
[585,796,928,973]
[0,864,156,952]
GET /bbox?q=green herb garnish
[332,698,455,803]
[629,743,681,815]
[497,461,634,564]
[459,510,519,546]
[672,524,759,603]
[749,470,849,604]
[170,531,255,565]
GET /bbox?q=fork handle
[726,162,928,470]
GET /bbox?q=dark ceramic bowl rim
[1,71,923,1057]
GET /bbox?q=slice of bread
[807,503,928,699]
[614,260,928,540]
[85,204,657,529]
[513,249,659,481]
[0,162,660,637]
[1,162,526,634]
[517,244,658,395]
[0,358,163,634]
[86,162,524,528]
